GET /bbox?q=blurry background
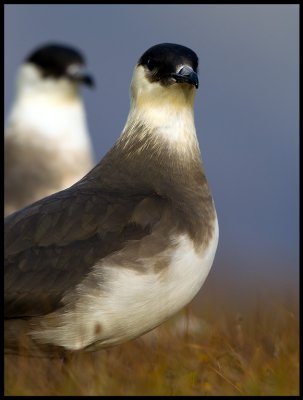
[4,5,299,309]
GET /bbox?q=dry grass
[4,293,299,396]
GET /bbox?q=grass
[4,291,299,396]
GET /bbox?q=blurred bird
[5,43,218,357]
[4,43,95,216]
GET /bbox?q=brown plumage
[5,43,218,356]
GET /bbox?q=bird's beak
[66,66,95,88]
[171,65,199,89]
[77,74,95,87]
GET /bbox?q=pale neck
[120,95,201,164]
[6,90,89,148]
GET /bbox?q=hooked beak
[66,66,95,88]
[77,74,94,87]
[171,65,199,89]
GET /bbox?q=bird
[4,43,219,357]
[4,43,95,216]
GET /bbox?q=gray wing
[5,182,165,318]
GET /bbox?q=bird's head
[16,43,94,101]
[130,43,199,109]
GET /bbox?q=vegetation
[4,291,299,396]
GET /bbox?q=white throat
[121,65,200,157]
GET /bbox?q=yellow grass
[4,292,299,396]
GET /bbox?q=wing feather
[5,183,161,318]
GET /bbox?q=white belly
[32,216,219,350]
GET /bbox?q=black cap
[26,43,94,86]
[138,43,199,88]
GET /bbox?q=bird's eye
[147,59,155,71]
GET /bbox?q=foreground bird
[4,43,94,216]
[5,43,219,357]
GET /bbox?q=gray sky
[4,5,299,294]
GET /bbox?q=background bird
[5,43,218,357]
[4,43,95,216]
